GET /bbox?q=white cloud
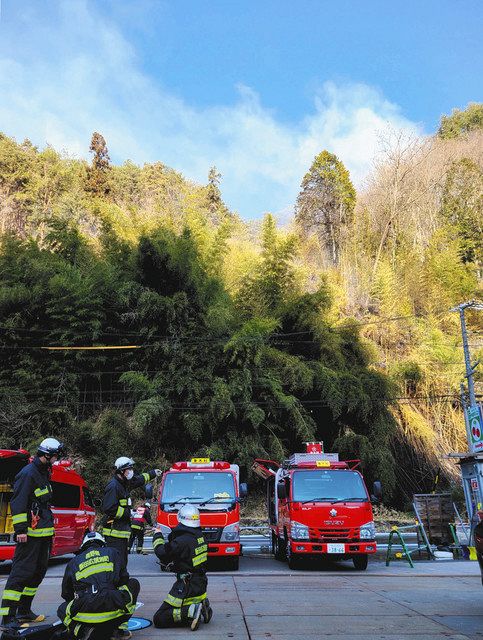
[0,0,422,219]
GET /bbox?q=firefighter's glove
[154,469,162,477]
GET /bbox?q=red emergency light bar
[172,461,231,470]
[294,461,349,469]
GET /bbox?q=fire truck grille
[202,527,222,543]
[309,528,356,542]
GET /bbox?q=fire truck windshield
[292,470,368,503]
[161,472,236,509]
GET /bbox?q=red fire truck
[253,443,381,570]
[156,458,247,570]
[0,449,96,562]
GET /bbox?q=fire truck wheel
[287,547,301,570]
[272,534,286,561]
[352,555,368,570]
[224,556,239,570]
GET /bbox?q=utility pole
[449,301,483,540]
[455,301,482,407]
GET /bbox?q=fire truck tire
[287,548,301,570]
[352,555,368,570]
[272,534,286,561]
[225,556,239,570]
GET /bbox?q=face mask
[124,469,134,481]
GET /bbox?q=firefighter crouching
[102,457,161,570]
[58,531,139,640]
[129,502,152,555]
[0,438,64,630]
[152,504,213,631]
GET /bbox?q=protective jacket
[10,456,54,539]
[153,524,208,607]
[59,545,135,626]
[102,470,156,540]
[131,506,152,531]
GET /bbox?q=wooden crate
[413,493,454,546]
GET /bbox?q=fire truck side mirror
[371,481,382,503]
[277,481,287,500]
[239,483,248,498]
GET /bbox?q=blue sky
[0,0,481,218]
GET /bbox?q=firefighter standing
[152,504,213,631]
[0,438,64,629]
[102,457,160,570]
[129,502,152,555]
[58,531,139,640]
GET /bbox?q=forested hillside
[0,104,481,505]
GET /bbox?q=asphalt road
[1,554,483,639]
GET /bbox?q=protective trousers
[153,574,207,629]
[57,578,140,640]
[104,535,129,571]
[129,528,144,553]
[0,537,51,620]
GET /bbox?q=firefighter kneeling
[152,505,213,631]
[58,532,139,640]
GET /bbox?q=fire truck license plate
[327,543,345,554]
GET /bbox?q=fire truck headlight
[157,524,172,541]
[360,521,376,540]
[291,521,310,540]
[220,523,240,542]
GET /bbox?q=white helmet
[144,502,151,508]
[38,438,64,458]
[114,456,135,472]
[178,504,201,528]
[81,531,105,550]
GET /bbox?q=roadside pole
[450,301,483,541]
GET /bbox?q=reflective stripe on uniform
[131,524,143,530]
[164,593,183,607]
[142,472,150,483]
[103,529,130,539]
[22,587,38,597]
[173,607,182,622]
[153,537,165,549]
[2,590,22,602]
[115,506,125,519]
[73,623,82,637]
[12,513,28,525]
[75,562,114,581]
[72,609,126,623]
[34,486,50,498]
[183,593,207,605]
[194,544,208,554]
[192,552,208,567]
[119,499,128,506]
[0,607,11,615]
[28,527,54,537]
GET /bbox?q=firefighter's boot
[189,603,202,631]
[16,609,46,623]
[202,598,213,624]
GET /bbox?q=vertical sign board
[469,405,483,453]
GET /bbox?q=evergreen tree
[295,151,355,265]
[85,132,111,197]
[438,103,483,139]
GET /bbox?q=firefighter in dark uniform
[58,531,140,640]
[101,457,160,571]
[129,502,152,554]
[152,504,213,631]
[0,438,64,630]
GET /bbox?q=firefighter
[0,438,64,630]
[129,502,152,555]
[101,457,161,570]
[152,504,213,631]
[57,531,139,640]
